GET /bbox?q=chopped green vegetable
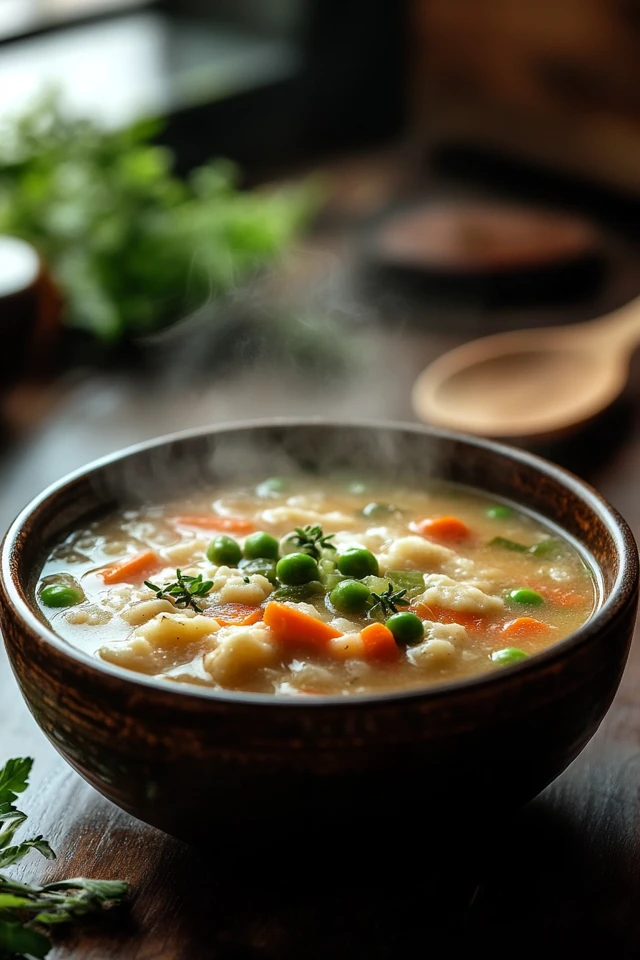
[206,535,242,566]
[238,558,278,583]
[145,569,213,612]
[508,588,544,606]
[385,612,424,646]
[329,579,371,615]
[270,581,325,602]
[336,548,379,580]
[362,575,392,595]
[275,553,319,586]
[486,505,513,519]
[243,531,280,561]
[385,570,426,597]
[489,537,529,552]
[39,584,83,608]
[529,539,561,559]
[491,647,528,665]
[0,757,128,959]
[0,91,314,342]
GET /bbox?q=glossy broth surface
[37,477,596,695]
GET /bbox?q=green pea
[40,584,83,608]
[276,552,319,586]
[509,588,544,606]
[238,558,278,583]
[243,531,280,561]
[491,647,528,665]
[385,612,424,646]
[486,505,513,519]
[256,477,287,498]
[206,535,242,566]
[361,502,398,519]
[330,579,371,615]
[337,548,379,579]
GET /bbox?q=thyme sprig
[0,758,128,959]
[145,569,213,613]
[288,525,336,561]
[369,582,409,618]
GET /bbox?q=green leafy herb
[369,582,410,618]
[287,526,336,561]
[145,569,213,613]
[0,90,316,343]
[0,758,128,959]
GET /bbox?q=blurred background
[2,0,640,513]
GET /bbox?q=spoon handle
[581,296,640,351]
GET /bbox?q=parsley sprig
[0,758,128,959]
[288,525,336,561]
[145,569,213,613]
[369,583,410,618]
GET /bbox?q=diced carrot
[172,515,255,534]
[411,516,471,542]
[535,587,589,608]
[205,602,264,627]
[412,602,487,634]
[263,601,342,650]
[502,617,552,640]
[360,622,399,661]
[100,550,159,585]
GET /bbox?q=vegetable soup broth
[37,478,596,695]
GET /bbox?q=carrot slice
[502,617,552,640]
[360,622,399,661]
[100,550,159,585]
[172,515,255,534]
[411,516,471,541]
[263,601,342,649]
[536,587,589,608]
[205,602,264,627]
[412,602,487,633]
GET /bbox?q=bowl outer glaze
[1,420,637,840]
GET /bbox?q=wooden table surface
[3,151,640,958]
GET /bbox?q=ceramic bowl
[1,420,637,846]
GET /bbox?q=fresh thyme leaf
[0,758,129,959]
[369,583,409,618]
[287,525,336,561]
[145,569,213,612]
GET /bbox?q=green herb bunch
[0,91,315,343]
[0,758,128,959]
[145,569,213,613]
[288,525,336,561]
[369,583,409,618]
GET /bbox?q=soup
[37,477,596,695]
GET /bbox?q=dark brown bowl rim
[2,417,637,709]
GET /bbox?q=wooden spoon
[412,297,640,440]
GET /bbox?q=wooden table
[3,152,640,957]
